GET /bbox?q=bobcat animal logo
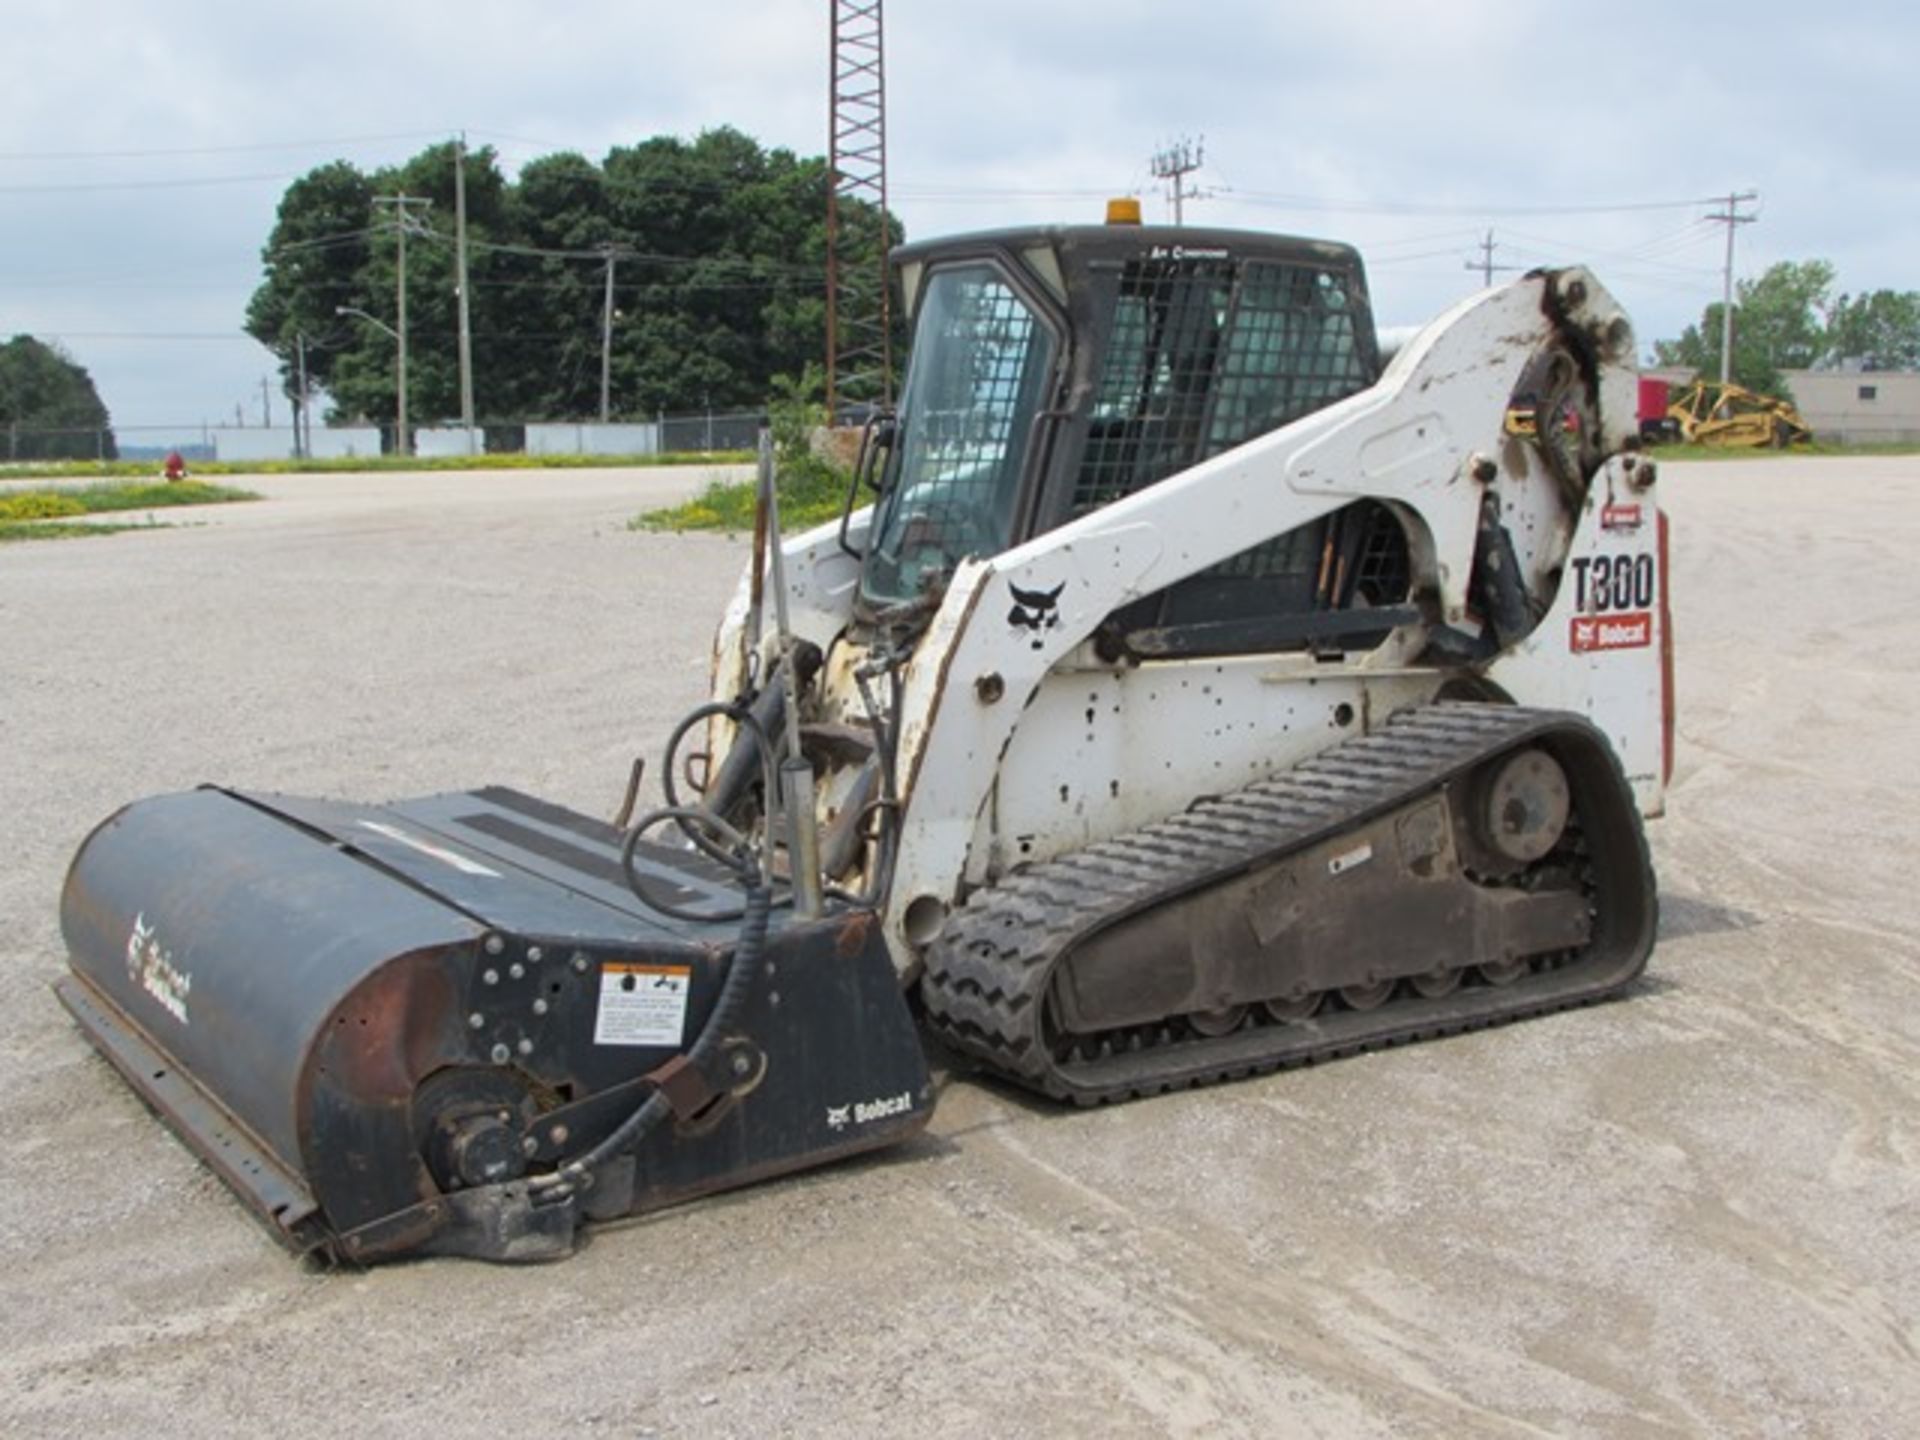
[1008,581,1065,649]
[825,1104,851,1131]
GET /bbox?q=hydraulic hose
[532,688,785,1197]
[659,700,780,869]
[533,875,771,1197]
[619,806,758,924]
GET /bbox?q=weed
[632,454,849,535]
[0,519,158,543]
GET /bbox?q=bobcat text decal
[824,1091,915,1131]
[1571,612,1652,652]
[126,912,192,1025]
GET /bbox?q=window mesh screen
[1205,266,1369,454]
[1348,501,1411,606]
[1072,258,1370,516]
[1074,259,1234,511]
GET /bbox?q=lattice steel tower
[826,0,892,417]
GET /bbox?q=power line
[1363,226,1486,252]
[1222,188,1730,218]
[0,171,293,194]
[891,186,1114,201]
[274,227,381,251]
[0,131,452,163]
[1495,220,1722,277]
[1368,247,1482,268]
[23,332,265,341]
[408,226,822,276]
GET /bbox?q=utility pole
[294,332,310,459]
[259,376,271,428]
[599,244,628,424]
[453,135,476,450]
[1150,137,1205,225]
[373,193,432,455]
[1706,190,1759,386]
[1465,229,1524,289]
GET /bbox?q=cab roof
[890,223,1366,272]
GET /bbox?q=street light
[337,305,407,456]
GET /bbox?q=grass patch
[0,450,751,482]
[0,479,257,520]
[0,479,255,542]
[0,491,86,520]
[632,456,849,535]
[0,519,159,543]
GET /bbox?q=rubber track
[920,703,1655,1105]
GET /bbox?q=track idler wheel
[1475,747,1571,872]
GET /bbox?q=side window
[861,265,1057,605]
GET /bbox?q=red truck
[1638,376,1680,444]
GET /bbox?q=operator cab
[853,224,1413,658]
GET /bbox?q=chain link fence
[1,408,767,466]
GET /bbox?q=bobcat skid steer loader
[57,218,1670,1264]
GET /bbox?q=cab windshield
[860,263,1056,606]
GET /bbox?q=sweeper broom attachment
[56,780,930,1264]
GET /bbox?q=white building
[1780,369,1920,445]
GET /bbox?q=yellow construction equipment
[1667,380,1811,448]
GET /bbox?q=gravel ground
[1,458,1915,1438]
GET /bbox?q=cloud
[3,0,1914,434]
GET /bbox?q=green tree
[244,161,376,431]
[1654,260,1836,396]
[243,128,901,434]
[0,335,117,460]
[1823,289,1920,371]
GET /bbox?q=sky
[4,0,1914,444]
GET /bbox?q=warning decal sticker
[594,962,692,1047]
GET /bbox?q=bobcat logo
[825,1104,852,1131]
[1007,581,1065,650]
